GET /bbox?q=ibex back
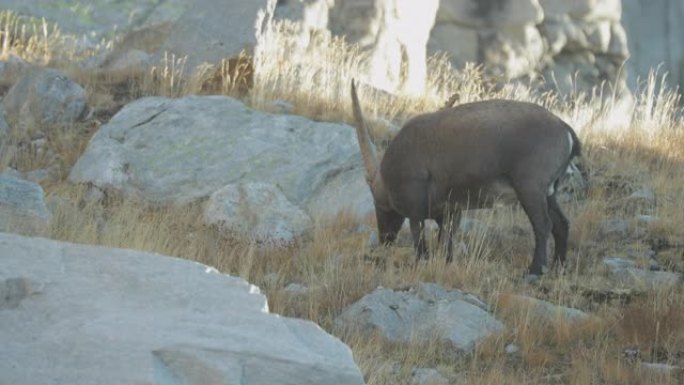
[350,80,581,276]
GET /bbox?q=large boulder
[0,175,51,235]
[204,182,313,244]
[1,69,86,130]
[334,283,504,352]
[0,232,366,385]
[68,95,372,218]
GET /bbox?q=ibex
[350,80,581,276]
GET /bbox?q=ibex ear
[375,208,404,245]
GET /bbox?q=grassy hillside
[2,11,684,384]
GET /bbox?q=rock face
[68,95,372,218]
[429,0,630,97]
[330,0,440,94]
[0,175,51,235]
[0,0,186,42]
[160,0,272,72]
[0,232,366,385]
[334,283,503,352]
[1,69,86,130]
[622,0,684,93]
[204,182,313,244]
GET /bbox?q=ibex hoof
[524,273,542,285]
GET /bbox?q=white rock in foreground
[0,232,365,385]
[334,283,503,352]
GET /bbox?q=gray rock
[307,167,375,219]
[204,182,312,244]
[0,0,186,43]
[627,187,656,205]
[276,0,332,31]
[0,232,365,385]
[285,282,310,296]
[330,0,439,94]
[0,175,51,235]
[540,0,622,22]
[103,49,153,72]
[2,69,86,129]
[638,362,681,375]
[602,256,682,289]
[411,368,449,385]
[598,218,629,237]
[437,0,543,28]
[334,283,503,352]
[622,0,684,95]
[497,293,594,324]
[22,168,53,184]
[0,108,9,144]
[0,54,27,85]
[68,95,373,217]
[636,215,658,225]
[505,343,521,354]
[607,22,629,58]
[160,0,272,73]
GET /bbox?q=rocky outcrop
[159,0,272,72]
[0,232,366,385]
[622,0,684,93]
[68,95,373,219]
[0,175,51,235]
[429,0,544,78]
[429,0,630,97]
[334,283,503,352]
[329,0,440,94]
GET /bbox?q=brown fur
[351,80,581,275]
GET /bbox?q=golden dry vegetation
[2,11,684,385]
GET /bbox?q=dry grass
[2,13,684,385]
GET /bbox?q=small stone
[284,283,309,296]
[598,218,629,237]
[268,100,295,114]
[636,215,658,225]
[505,343,521,354]
[638,362,680,375]
[411,367,449,385]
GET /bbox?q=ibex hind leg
[409,219,428,259]
[514,185,552,276]
[436,207,461,263]
[547,194,569,268]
